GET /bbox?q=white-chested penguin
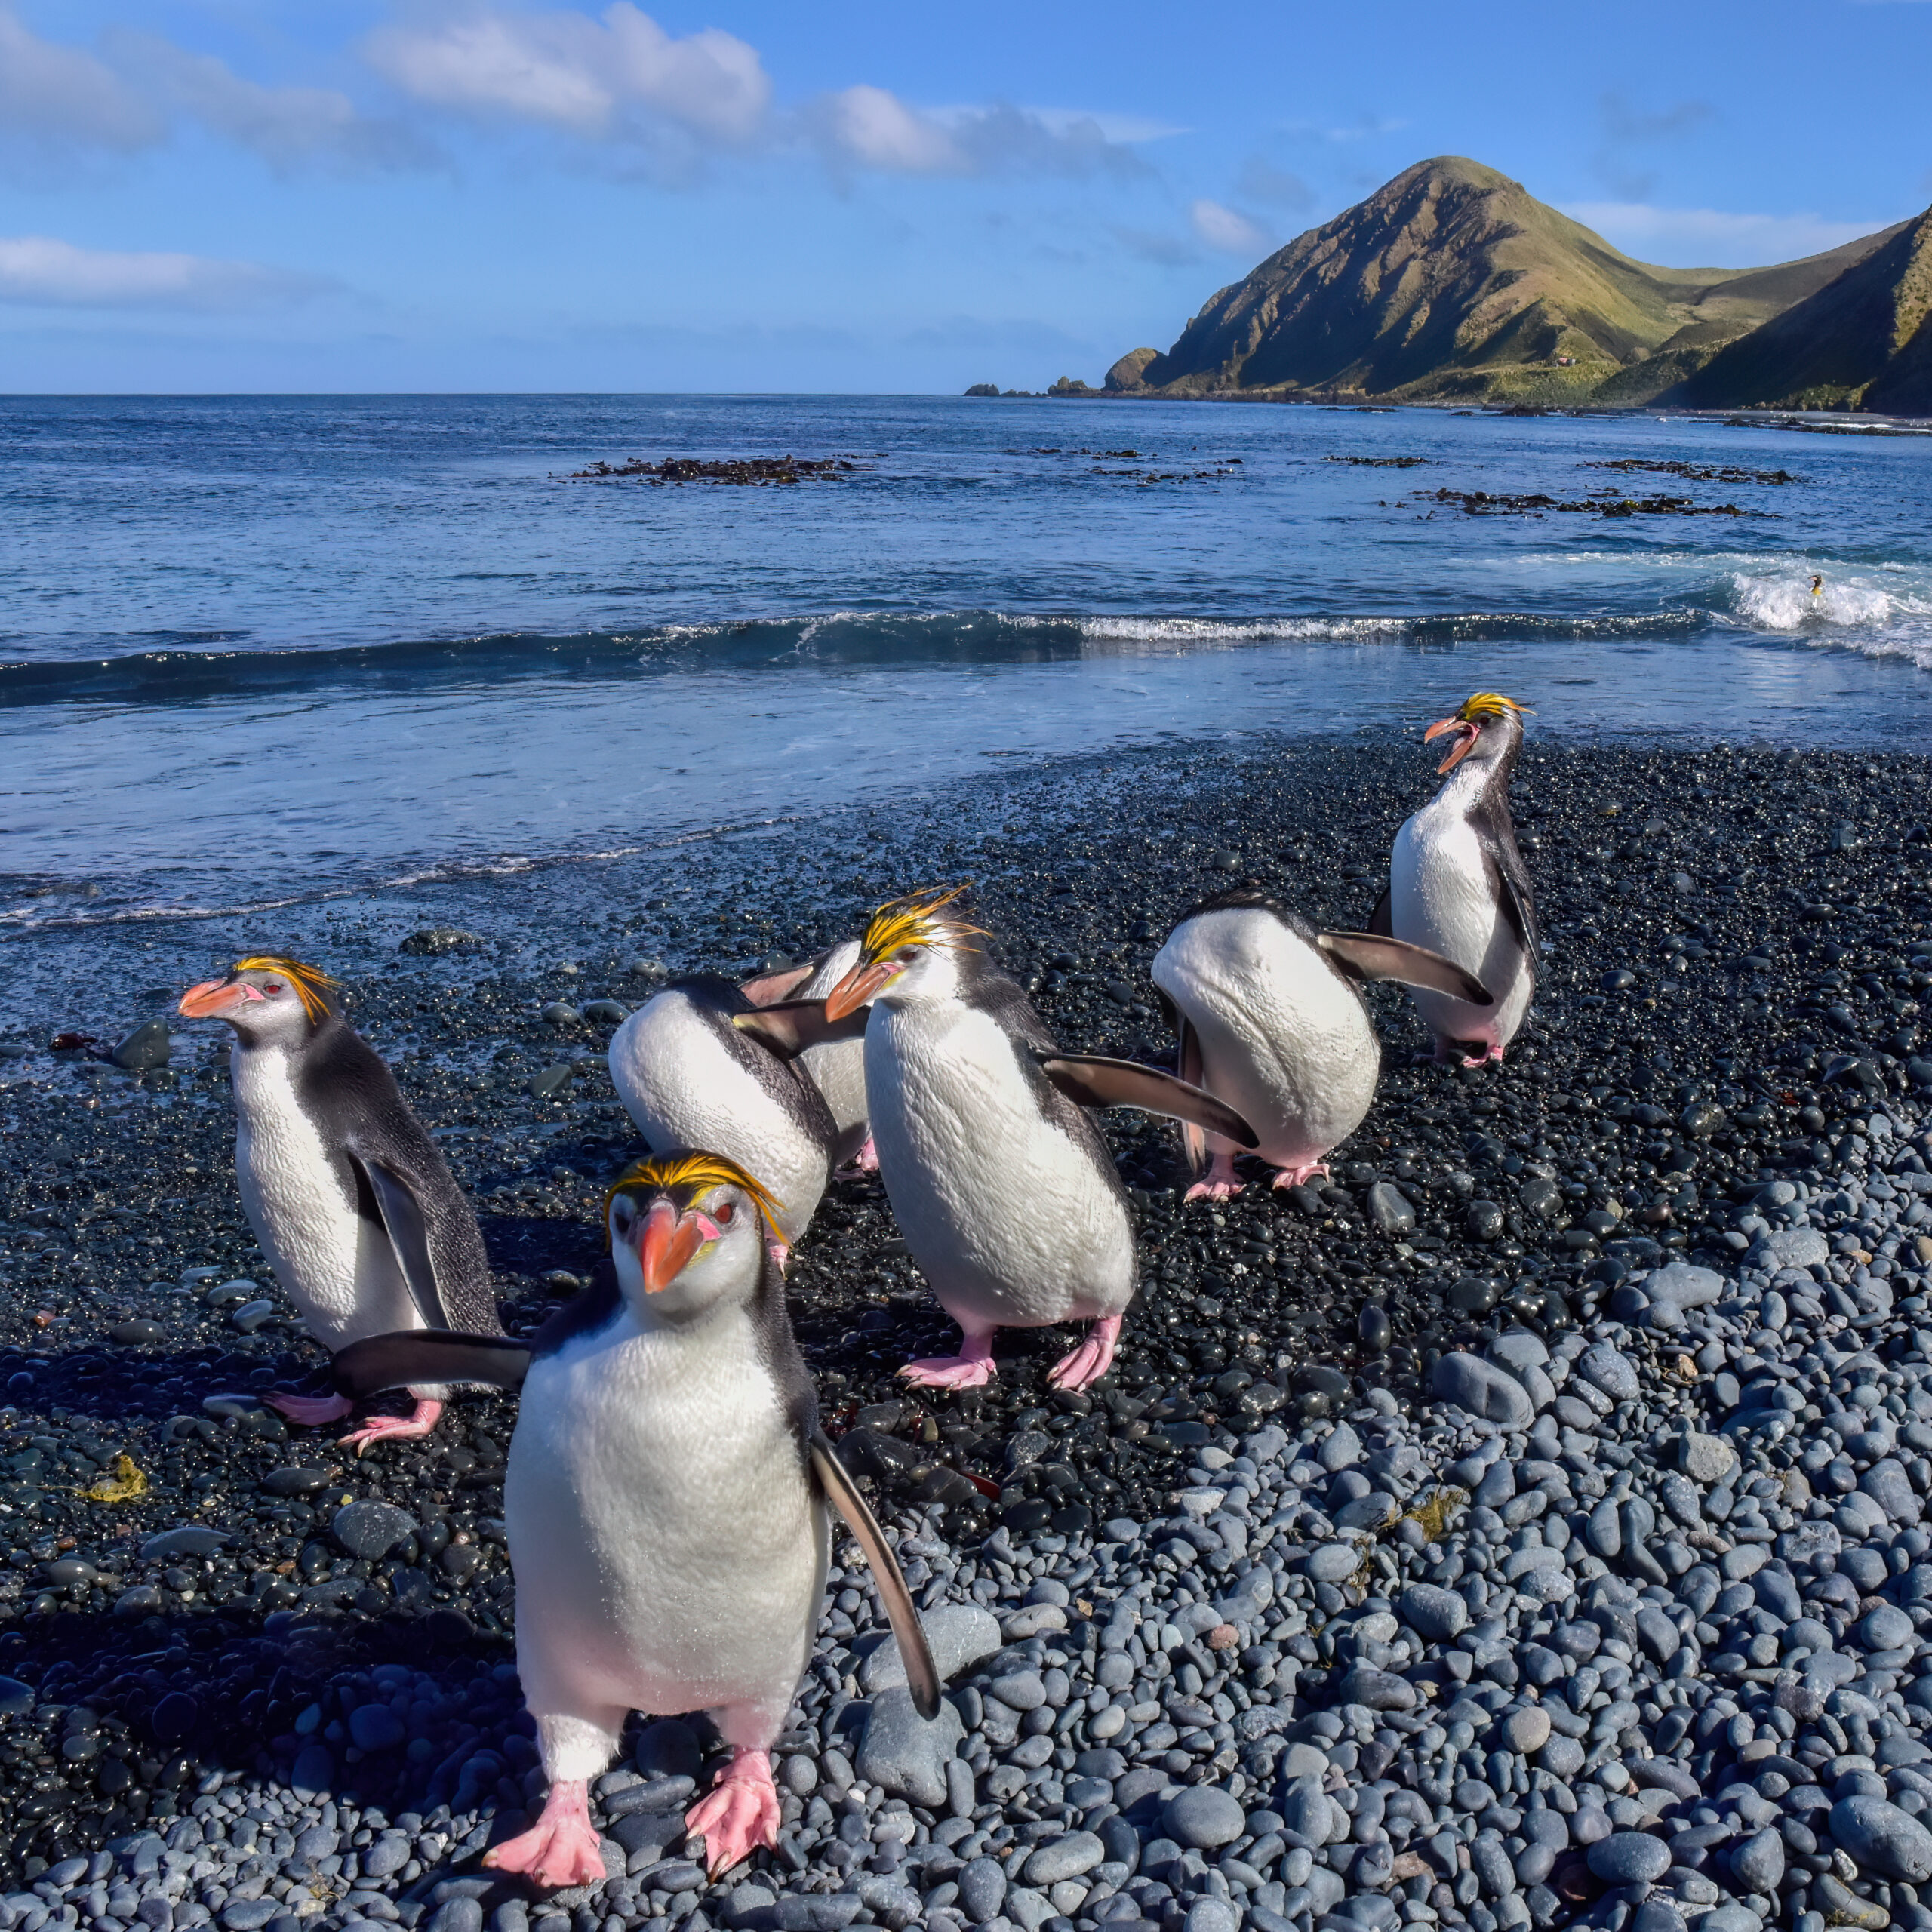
[1153,888,1493,1198]
[823,888,1256,1391]
[608,943,872,1266]
[328,1150,939,1887]
[1370,691,1540,1066]
[176,956,502,1448]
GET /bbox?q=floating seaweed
[568,454,866,486]
[1583,458,1803,486]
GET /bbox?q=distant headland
[968,157,1932,415]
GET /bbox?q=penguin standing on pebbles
[823,888,1255,1391]
[1371,691,1540,1066]
[1153,888,1491,1198]
[177,956,501,1448]
[337,1151,938,1886]
[608,943,871,1264]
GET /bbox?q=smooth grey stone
[1730,1827,1785,1894]
[1503,1707,1552,1753]
[855,1686,964,1807]
[113,1021,175,1071]
[1400,1584,1469,1642]
[1332,1667,1414,1712]
[1632,1901,1686,1932]
[1647,1263,1723,1308]
[1319,1424,1363,1472]
[1697,1909,1764,1932]
[331,1500,416,1560]
[1470,1834,1516,1897]
[1578,1345,1640,1403]
[773,1900,863,1931]
[958,1857,1007,1922]
[229,1297,277,1333]
[860,1604,1001,1693]
[1487,1329,1550,1374]
[1183,1902,1238,1932]
[1366,1183,1415,1235]
[424,1904,482,1932]
[140,1526,230,1561]
[1863,1605,1915,1651]
[1830,1795,1932,1880]
[1860,1459,1922,1526]
[1432,1352,1534,1427]
[1023,1834,1105,1887]
[1755,1228,1829,1270]
[1164,1787,1247,1850]
[1307,1543,1362,1583]
[1587,1833,1670,1884]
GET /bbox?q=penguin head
[605,1150,783,1319]
[178,956,340,1044]
[824,885,985,1017]
[1423,692,1530,774]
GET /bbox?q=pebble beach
[5,732,1932,1932]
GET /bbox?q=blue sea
[2,392,1929,946]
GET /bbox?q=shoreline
[3,736,1932,1932]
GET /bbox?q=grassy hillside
[1109,158,1898,408]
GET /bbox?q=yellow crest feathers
[232,956,340,1022]
[859,884,985,964]
[1457,692,1531,722]
[605,1152,786,1241]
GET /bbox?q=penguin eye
[714,1201,735,1225]
[263,982,284,997]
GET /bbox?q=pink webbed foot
[1184,1150,1244,1202]
[1271,1161,1331,1192]
[1048,1315,1121,1392]
[484,1779,605,1890]
[685,1748,780,1877]
[1460,1041,1506,1069]
[263,1392,356,1426]
[899,1330,997,1389]
[338,1397,443,1454]
[854,1135,878,1173]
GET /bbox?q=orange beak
[823,958,900,1023]
[632,1197,714,1293]
[179,978,259,1019]
[1423,716,1479,774]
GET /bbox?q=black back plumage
[294,1015,502,1336]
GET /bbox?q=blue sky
[1,0,1927,393]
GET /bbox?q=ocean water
[2,392,1929,934]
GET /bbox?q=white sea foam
[1078,614,1412,651]
[1724,568,1932,668]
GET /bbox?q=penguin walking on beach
[608,945,872,1266]
[822,888,1256,1391]
[177,956,502,1448]
[1369,692,1540,1066]
[330,1150,938,1886]
[1153,888,1492,1199]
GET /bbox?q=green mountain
[1661,206,1932,412]
[1107,158,1903,408]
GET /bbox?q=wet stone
[331,1498,417,1560]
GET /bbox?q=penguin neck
[1440,739,1515,816]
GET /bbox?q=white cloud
[365,3,769,143]
[0,6,161,153]
[110,34,432,174]
[811,93,1149,178]
[1562,200,1898,266]
[1190,198,1269,255]
[818,85,959,172]
[0,236,325,309]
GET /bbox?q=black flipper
[350,1151,448,1328]
[733,1001,872,1060]
[1367,884,1393,938]
[333,1330,531,1400]
[1318,932,1494,1005]
[1036,1053,1259,1149]
[1174,1012,1208,1174]
[810,1431,940,1721]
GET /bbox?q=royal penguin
[176,956,502,1447]
[1371,691,1540,1065]
[329,1150,937,1886]
[1152,888,1493,1198]
[823,888,1255,1391]
[608,946,872,1265]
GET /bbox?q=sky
[1,0,1927,394]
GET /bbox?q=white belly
[866,1003,1133,1331]
[506,1308,825,1751]
[1389,805,1534,1049]
[230,1044,417,1351]
[1152,909,1379,1169]
[609,998,829,1241]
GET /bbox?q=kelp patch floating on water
[568,454,868,486]
[1409,486,1767,518]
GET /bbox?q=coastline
[3,734,1932,1932]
